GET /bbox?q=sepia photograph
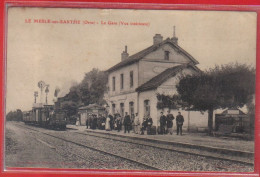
[5,7,256,172]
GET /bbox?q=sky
[6,8,257,113]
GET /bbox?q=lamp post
[34,91,38,103]
[38,81,46,103]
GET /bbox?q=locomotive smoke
[58,80,79,98]
[54,87,60,97]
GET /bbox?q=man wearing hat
[123,112,131,133]
[159,112,166,134]
[166,110,174,135]
[176,112,184,135]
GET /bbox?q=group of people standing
[160,111,184,135]
[85,112,139,133]
[84,110,184,135]
[85,114,105,130]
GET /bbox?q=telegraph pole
[45,85,49,104]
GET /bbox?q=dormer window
[164,51,170,60]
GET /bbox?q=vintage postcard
[5,7,256,172]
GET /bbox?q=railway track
[14,123,254,171]
[73,130,254,166]
[15,124,164,171]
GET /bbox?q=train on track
[23,103,67,130]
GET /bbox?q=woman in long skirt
[105,116,111,131]
[134,113,140,134]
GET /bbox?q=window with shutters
[120,103,124,117]
[112,104,116,115]
[144,100,150,116]
[130,71,134,88]
[120,74,124,90]
[129,102,134,117]
[112,77,116,91]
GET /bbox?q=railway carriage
[23,103,67,130]
[22,111,32,123]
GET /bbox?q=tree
[6,111,14,121]
[56,68,108,117]
[6,109,23,121]
[61,101,78,117]
[77,68,108,105]
[86,68,108,105]
[177,63,255,134]
[156,94,188,110]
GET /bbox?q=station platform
[67,124,254,153]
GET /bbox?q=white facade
[105,35,210,131]
[106,62,139,117]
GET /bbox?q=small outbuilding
[78,104,106,125]
[215,108,249,133]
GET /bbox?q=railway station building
[104,31,209,130]
[78,104,106,125]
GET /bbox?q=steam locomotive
[23,103,67,130]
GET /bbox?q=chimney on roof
[171,26,178,45]
[153,34,163,45]
[121,45,129,61]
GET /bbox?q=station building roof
[106,38,199,73]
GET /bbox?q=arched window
[144,100,150,117]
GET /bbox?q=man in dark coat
[166,110,174,135]
[88,114,93,129]
[92,114,97,129]
[140,117,147,135]
[108,114,114,130]
[97,114,102,129]
[101,114,106,130]
[159,112,166,134]
[115,114,121,132]
[123,112,131,133]
[86,116,89,129]
[176,112,184,135]
[146,115,153,135]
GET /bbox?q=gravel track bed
[49,130,253,172]
[5,128,19,155]
[18,125,154,170]
[6,124,70,168]
[16,124,254,172]
[82,131,253,162]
